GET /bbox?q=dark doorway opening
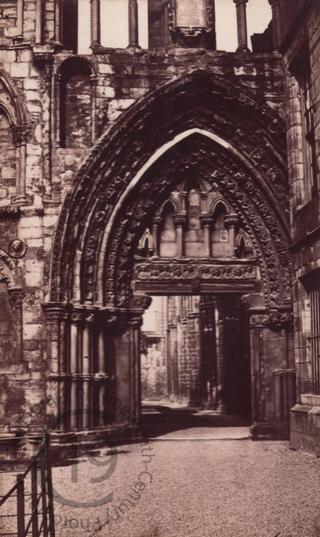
[140,294,251,436]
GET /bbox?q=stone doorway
[141,294,251,420]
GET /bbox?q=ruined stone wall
[282,1,320,396]
[281,0,320,453]
[0,0,285,437]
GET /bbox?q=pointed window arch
[159,200,177,258]
[58,58,95,148]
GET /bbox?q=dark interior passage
[141,294,251,421]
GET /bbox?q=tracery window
[292,46,318,202]
[310,288,320,394]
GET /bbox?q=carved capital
[173,214,187,227]
[43,302,66,322]
[250,310,294,331]
[130,293,152,312]
[224,214,239,228]
[152,215,162,226]
[10,123,29,146]
[199,214,213,228]
[128,313,143,329]
[7,287,25,309]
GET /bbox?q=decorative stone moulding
[134,262,257,282]
[8,239,27,259]
[169,0,216,48]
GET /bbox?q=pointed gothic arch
[47,70,293,439]
[0,68,29,203]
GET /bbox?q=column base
[250,420,289,440]
[12,195,26,206]
[236,45,251,53]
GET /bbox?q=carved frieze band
[134,263,257,281]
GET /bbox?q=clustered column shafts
[69,317,79,430]
[128,0,139,48]
[233,0,249,52]
[268,0,281,50]
[90,0,101,48]
[97,327,107,426]
[82,317,92,430]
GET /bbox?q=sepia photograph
[0,0,320,536]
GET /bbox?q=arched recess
[0,250,26,434]
[47,71,294,439]
[58,57,95,148]
[0,69,28,204]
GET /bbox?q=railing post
[40,449,48,536]
[17,474,25,537]
[31,460,39,537]
[45,434,56,537]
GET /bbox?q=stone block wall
[281,0,320,453]
[0,0,285,439]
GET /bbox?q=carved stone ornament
[0,249,17,286]
[134,263,257,282]
[250,311,294,331]
[130,293,152,312]
[8,239,27,258]
[169,0,215,48]
[50,72,290,314]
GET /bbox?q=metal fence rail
[0,434,55,537]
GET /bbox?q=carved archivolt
[50,71,290,312]
[0,69,29,203]
[0,249,17,287]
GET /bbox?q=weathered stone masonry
[0,0,298,452]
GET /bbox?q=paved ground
[2,424,320,537]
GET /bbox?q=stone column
[128,0,139,48]
[268,0,281,50]
[129,294,152,425]
[128,315,143,424]
[90,0,101,49]
[224,214,239,257]
[81,314,93,430]
[214,299,226,414]
[54,0,61,43]
[11,125,27,205]
[97,326,107,426]
[16,0,24,40]
[233,0,249,52]
[35,0,43,44]
[173,214,187,258]
[200,214,213,257]
[152,215,162,258]
[70,313,80,430]
[43,303,65,429]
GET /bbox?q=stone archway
[47,71,295,441]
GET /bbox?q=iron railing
[0,433,55,537]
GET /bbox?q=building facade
[279,0,320,455]
[0,0,300,456]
